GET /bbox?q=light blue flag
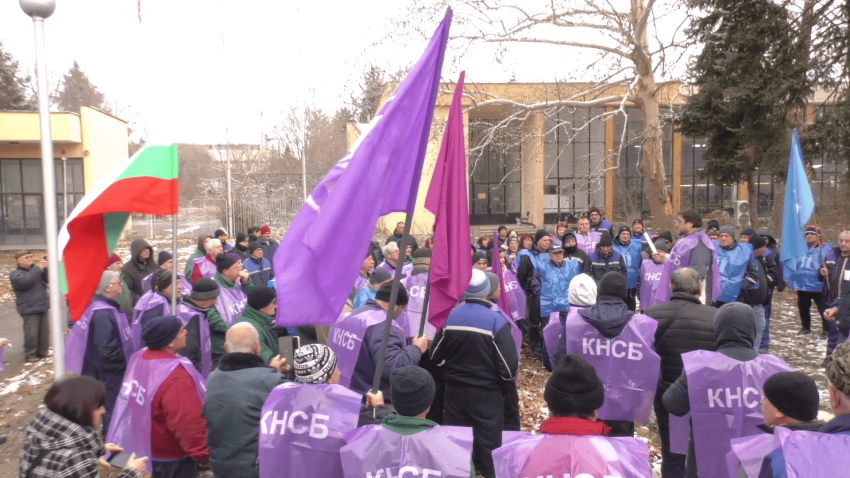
[780,129,815,273]
[272,9,452,327]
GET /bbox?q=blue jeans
[752,305,766,352]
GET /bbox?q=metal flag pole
[171,214,178,312]
[417,276,431,337]
[371,216,414,393]
[20,0,64,379]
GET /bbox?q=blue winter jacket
[243,256,274,287]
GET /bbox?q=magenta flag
[272,10,452,327]
[491,230,512,313]
[425,72,471,330]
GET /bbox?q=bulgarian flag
[59,144,179,320]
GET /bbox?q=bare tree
[396,0,690,227]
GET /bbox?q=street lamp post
[20,0,65,380]
[61,152,67,222]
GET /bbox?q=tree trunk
[632,0,675,229]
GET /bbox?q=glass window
[22,162,43,193]
[2,160,22,193]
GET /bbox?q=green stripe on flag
[115,144,178,182]
[58,260,68,295]
[104,212,130,254]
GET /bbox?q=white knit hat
[568,273,597,307]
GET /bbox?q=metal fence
[126,195,304,240]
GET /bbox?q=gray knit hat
[294,344,338,384]
[484,271,500,297]
[719,225,736,237]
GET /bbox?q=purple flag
[341,425,474,478]
[259,382,362,478]
[501,269,526,321]
[575,231,602,255]
[425,71,471,331]
[542,310,569,368]
[682,350,792,478]
[638,258,665,311]
[106,350,206,474]
[490,303,522,359]
[493,432,652,478]
[65,301,135,374]
[776,427,850,477]
[273,10,451,327]
[399,273,436,339]
[327,308,403,389]
[655,231,721,303]
[492,230,512,314]
[566,313,660,422]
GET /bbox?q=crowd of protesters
[10,209,850,478]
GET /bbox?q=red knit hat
[106,253,122,267]
[260,226,271,234]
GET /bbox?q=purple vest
[566,312,660,422]
[216,281,248,326]
[669,412,691,455]
[775,427,850,477]
[132,291,173,350]
[259,382,361,478]
[399,273,436,340]
[542,308,583,369]
[725,433,775,478]
[575,231,602,255]
[378,261,412,279]
[341,425,474,478]
[192,257,217,280]
[682,350,792,478]
[105,349,206,473]
[177,303,211,378]
[353,274,368,295]
[328,308,402,389]
[501,269,526,321]
[142,272,192,296]
[655,231,721,303]
[65,300,135,374]
[638,258,665,311]
[490,303,522,359]
[493,432,652,478]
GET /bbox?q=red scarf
[539,417,611,436]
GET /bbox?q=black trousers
[626,289,637,312]
[655,385,686,478]
[21,311,50,359]
[93,370,124,438]
[420,351,445,424]
[602,419,634,437]
[502,381,520,431]
[152,457,198,478]
[521,297,544,353]
[797,290,827,332]
[444,384,504,478]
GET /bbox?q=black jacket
[644,293,717,389]
[517,245,546,296]
[121,239,159,305]
[430,299,518,390]
[82,296,128,376]
[741,253,776,306]
[10,264,49,315]
[563,246,592,274]
[588,248,628,284]
[663,304,760,417]
[385,232,419,254]
[578,295,634,339]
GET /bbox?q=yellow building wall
[80,107,129,191]
[0,111,82,144]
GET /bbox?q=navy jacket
[588,249,627,284]
[82,296,128,376]
[243,256,274,287]
[10,265,49,315]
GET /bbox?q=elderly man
[213,253,253,327]
[10,251,49,362]
[257,226,279,264]
[64,270,134,437]
[643,268,717,478]
[122,239,159,305]
[243,242,274,287]
[588,206,613,237]
[133,270,183,348]
[377,242,411,279]
[107,253,134,322]
[203,322,288,478]
[233,287,280,364]
[190,238,224,283]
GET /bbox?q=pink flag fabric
[426,72,471,330]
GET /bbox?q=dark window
[468,122,521,224]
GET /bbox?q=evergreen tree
[0,42,34,110]
[55,61,109,113]
[679,0,812,190]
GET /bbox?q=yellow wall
[80,107,129,191]
[0,111,82,144]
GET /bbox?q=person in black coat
[561,231,592,274]
[121,239,159,305]
[82,271,131,437]
[758,230,784,352]
[662,302,762,478]
[643,268,717,478]
[516,229,551,354]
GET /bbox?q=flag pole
[810,212,831,293]
[417,276,431,337]
[371,216,415,393]
[171,213,178,312]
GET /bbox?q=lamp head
[20,0,56,19]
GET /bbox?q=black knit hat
[545,354,604,416]
[216,254,239,273]
[658,231,673,243]
[597,233,613,248]
[741,227,757,237]
[563,232,577,243]
[154,269,173,291]
[472,251,489,265]
[748,234,767,250]
[598,271,627,301]
[214,228,227,238]
[157,251,172,266]
[236,233,248,245]
[190,278,220,301]
[617,225,631,236]
[142,315,183,350]
[247,286,276,310]
[390,366,436,417]
[375,282,408,306]
[762,372,820,422]
[413,248,432,259]
[248,242,263,255]
[368,268,391,285]
[534,229,549,244]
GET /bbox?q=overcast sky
[1,1,687,146]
